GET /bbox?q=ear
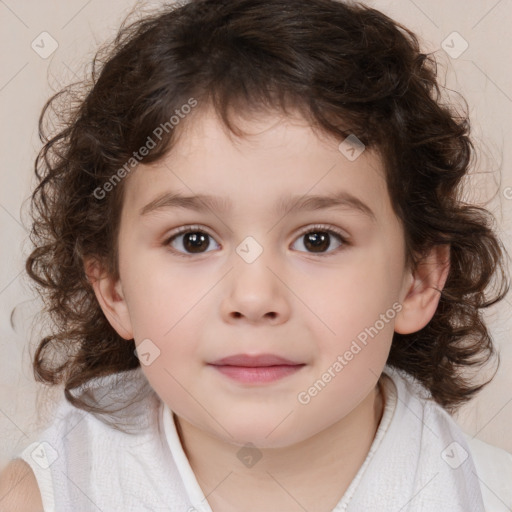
[394,244,450,335]
[84,258,134,340]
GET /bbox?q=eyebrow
[139,190,376,222]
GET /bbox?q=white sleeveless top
[18,365,512,512]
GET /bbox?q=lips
[209,354,302,367]
[208,354,305,384]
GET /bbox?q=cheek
[310,252,401,335]
[133,305,206,416]
[293,260,397,428]
[122,254,210,339]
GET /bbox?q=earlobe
[394,244,450,335]
[84,258,134,340]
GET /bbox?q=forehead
[121,106,391,224]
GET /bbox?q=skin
[88,105,450,512]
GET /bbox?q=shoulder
[0,459,43,512]
[464,433,512,474]
[384,368,512,509]
[463,433,512,509]
[0,398,89,512]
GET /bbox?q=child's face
[107,106,414,447]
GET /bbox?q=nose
[220,248,291,325]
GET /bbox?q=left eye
[291,227,346,254]
[165,227,220,256]
[164,225,347,256]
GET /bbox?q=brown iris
[303,231,330,253]
[182,232,210,253]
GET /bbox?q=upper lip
[208,354,304,367]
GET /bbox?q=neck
[174,380,386,512]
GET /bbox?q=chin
[212,414,308,449]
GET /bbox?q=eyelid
[292,223,349,257]
[295,223,349,241]
[167,223,349,239]
[163,223,350,257]
[168,224,216,239]
[163,224,220,255]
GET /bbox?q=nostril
[231,311,277,319]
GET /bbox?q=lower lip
[210,365,304,384]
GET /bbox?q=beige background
[0,0,511,470]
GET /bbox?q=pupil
[181,231,331,254]
[184,232,209,253]
[305,232,329,252]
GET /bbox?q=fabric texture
[18,365,512,511]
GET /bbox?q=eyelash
[163,224,349,258]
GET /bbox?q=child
[1,0,512,510]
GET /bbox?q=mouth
[207,353,306,384]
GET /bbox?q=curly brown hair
[24,0,510,416]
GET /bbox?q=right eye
[163,225,221,257]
